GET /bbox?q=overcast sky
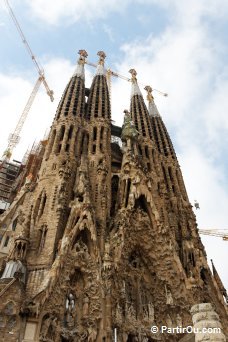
[0,0,227,289]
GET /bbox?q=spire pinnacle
[144,85,160,117]
[73,49,88,79]
[129,69,142,98]
[96,50,106,76]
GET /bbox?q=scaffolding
[0,159,22,213]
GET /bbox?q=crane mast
[4,0,54,102]
[2,0,54,161]
[3,77,43,160]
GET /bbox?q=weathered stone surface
[0,51,227,342]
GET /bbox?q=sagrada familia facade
[0,50,227,341]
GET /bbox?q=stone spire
[129,69,153,140]
[144,85,176,159]
[86,51,111,120]
[73,49,88,79]
[211,259,228,303]
[96,50,106,76]
[45,50,87,159]
[55,49,87,120]
[129,68,142,98]
[144,85,160,117]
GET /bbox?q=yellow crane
[86,60,168,98]
[2,0,54,161]
[199,229,228,241]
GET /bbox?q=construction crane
[4,0,54,101]
[199,229,228,241]
[2,0,54,161]
[2,77,43,160]
[86,60,168,98]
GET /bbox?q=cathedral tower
[0,51,227,342]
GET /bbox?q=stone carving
[115,303,122,324]
[165,286,174,305]
[1,49,228,342]
[148,302,155,322]
[166,314,173,328]
[176,313,182,326]
[127,303,136,320]
[82,295,89,316]
[87,324,97,341]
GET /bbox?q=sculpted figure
[82,295,89,316]
[116,303,122,323]
[127,303,136,319]
[176,313,182,326]
[128,192,135,209]
[166,314,173,328]
[165,287,174,305]
[88,325,97,342]
[148,302,155,321]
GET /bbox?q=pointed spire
[86,51,111,120]
[144,85,161,117]
[211,259,228,303]
[55,49,86,120]
[129,69,153,140]
[73,49,88,79]
[96,51,106,76]
[129,69,142,97]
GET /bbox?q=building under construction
[0,50,227,342]
[0,159,22,214]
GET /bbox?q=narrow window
[38,225,48,252]
[100,126,104,140]
[4,236,10,247]
[145,146,149,158]
[93,127,97,141]
[59,126,65,141]
[67,125,73,140]
[12,218,18,231]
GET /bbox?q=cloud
[25,0,129,25]
[23,0,228,27]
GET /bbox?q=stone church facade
[0,50,227,341]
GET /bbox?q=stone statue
[87,325,97,341]
[148,302,155,321]
[165,286,174,305]
[176,313,182,326]
[127,303,136,319]
[66,293,75,312]
[116,303,122,323]
[83,295,89,316]
[121,110,138,142]
[166,314,173,328]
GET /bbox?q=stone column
[190,303,226,342]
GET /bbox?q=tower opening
[111,175,119,216]
[135,195,147,213]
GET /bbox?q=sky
[0,0,227,290]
